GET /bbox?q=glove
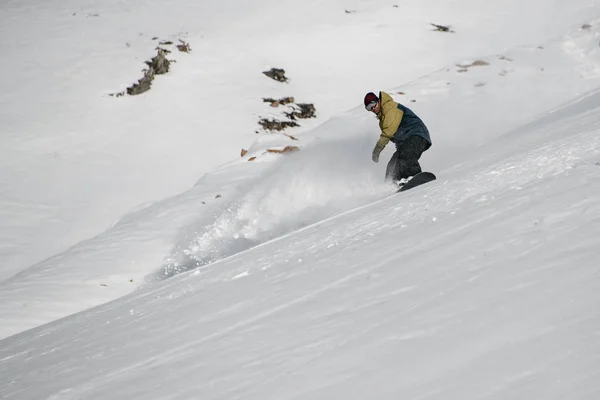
[372,144,383,163]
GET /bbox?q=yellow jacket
[374,91,404,152]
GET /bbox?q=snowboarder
[364,91,432,186]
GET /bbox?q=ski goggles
[365,101,377,111]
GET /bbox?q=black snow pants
[385,135,430,182]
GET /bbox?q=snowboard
[397,171,436,192]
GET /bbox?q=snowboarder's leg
[385,151,399,183]
[393,136,428,180]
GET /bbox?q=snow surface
[1,0,600,399]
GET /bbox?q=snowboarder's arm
[372,142,384,163]
[376,108,404,149]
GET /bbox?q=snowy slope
[1,0,600,398]
[2,0,598,279]
[2,4,600,339]
[1,87,600,399]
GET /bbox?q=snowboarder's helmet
[364,92,379,108]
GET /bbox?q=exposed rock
[176,40,191,53]
[263,68,288,83]
[457,60,490,69]
[284,103,316,120]
[127,67,155,95]
[112,46,178,96]
[456,60,490,73]
[258,118,299,131]
[266,146,300,154]
[146,48,171,75]
[263,96,295,107]
[431,23,454,33]
[470,60,489,67]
